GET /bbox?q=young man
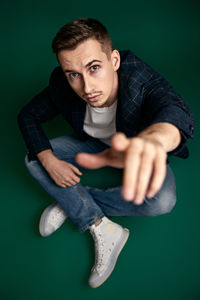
[17,17,194,288]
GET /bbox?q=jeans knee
[148,164,177,216]
[24,153,36,168]
[24,154,30,169]
[24,154,41,178]
[151,187,177,215]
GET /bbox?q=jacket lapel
[116,64,139,137]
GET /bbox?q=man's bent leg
[24,134,131,289]
[25,134,109,233]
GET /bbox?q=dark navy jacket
[17,50,194,161]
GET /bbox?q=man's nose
[83,75,94,95]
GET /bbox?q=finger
[51,177,66,188]
[58,180,71,188]
[59,182,67,188]
[71,174,81,183]
[122,139,143,201]
[70,164,83,176]
[146,151,167,198]
[68,179,78,185]
[75,150,110,169]
[111,132,130,151]
[66,183,72,187]
[133,147,155,205]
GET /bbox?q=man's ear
[112,50,120,71]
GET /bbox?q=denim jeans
[25,134,176,232]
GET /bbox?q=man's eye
[70,73,78,78]
[91,65,99,72]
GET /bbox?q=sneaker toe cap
[88,270,103,288]
[39,223,56,237]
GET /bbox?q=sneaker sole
[88,227,130,288]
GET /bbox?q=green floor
[1,1,200,299]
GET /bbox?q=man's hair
[52,17,114,60]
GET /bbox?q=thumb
[75,150,109,169]
[111,132,130,151]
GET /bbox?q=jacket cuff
[149,117,194,158]
[27,145,53,162]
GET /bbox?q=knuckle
[156,145,167,158]
[143,150,155,161]
[130,137,144,149]
[127,146,141,157]
[143,142,154,154]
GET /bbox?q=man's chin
[88,100,106,107]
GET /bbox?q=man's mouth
[87,94,101,101]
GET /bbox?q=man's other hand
[75,132,167,204]
[45,159,83,188]
[37,150,82,188]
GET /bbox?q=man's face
[57,38,120,107]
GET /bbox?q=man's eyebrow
[64,59,103,73]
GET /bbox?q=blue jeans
[25,134,176,232]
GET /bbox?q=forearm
[137,122,181,153]
[17,84,59,160]
[37,149,57,169]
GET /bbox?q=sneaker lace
[90,227,106,271]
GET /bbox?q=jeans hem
[79,213,105,232]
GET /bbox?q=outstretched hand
[75,132,167,205]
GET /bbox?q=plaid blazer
[17,50,194,161]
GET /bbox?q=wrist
[136,123,181,153]
[37,149,58,168]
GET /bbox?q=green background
[1,0,199,299]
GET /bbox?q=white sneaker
[39,203,67,237]
[88,216,130,288]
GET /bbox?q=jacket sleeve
[141,71,194,158]
[17,67,61,161]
